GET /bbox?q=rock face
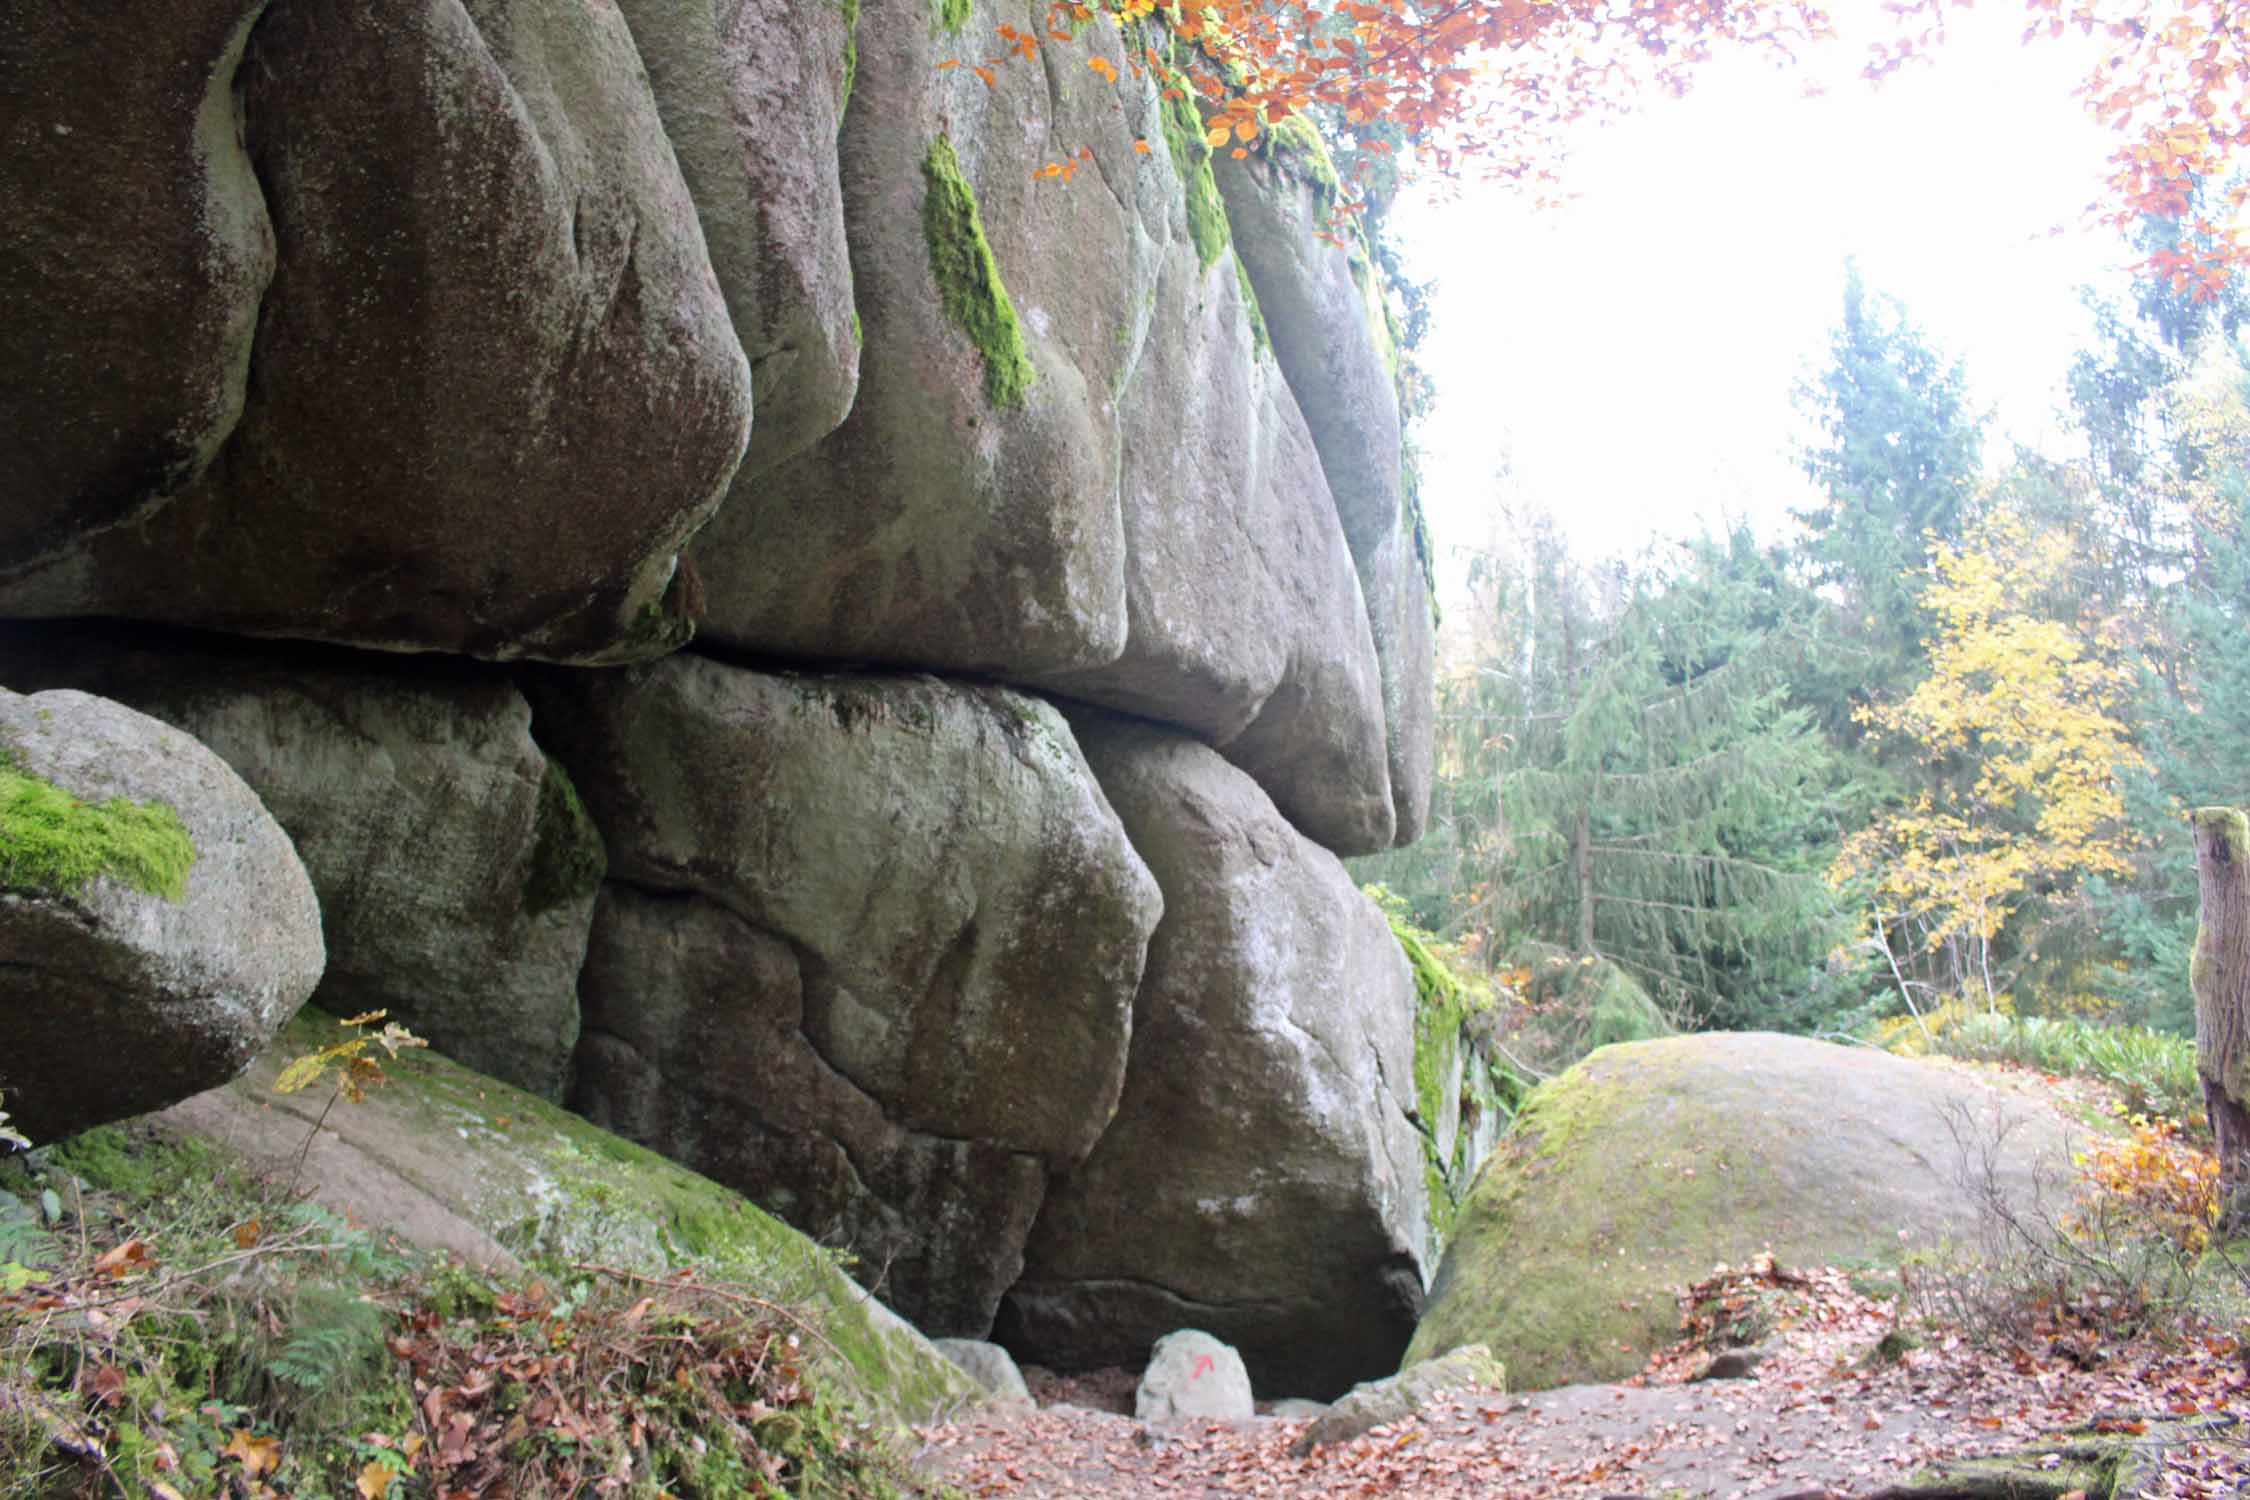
[687,0,1155,678]
[0,625,601,1100]
[0,0,752,664]
[529,657,1162,1334]
[1214,138,1433,846]
[1407,1033,2086,1390]
[0,0,1443,1391]
[0,689,322,1141]
[1000,713,1428,1399]
[613,0,858,478]
[0,0,273,574]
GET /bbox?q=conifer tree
[1454,519,1847,1029]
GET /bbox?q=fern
[268,1280,388,1396]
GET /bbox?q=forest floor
[917,1263,2250,1499]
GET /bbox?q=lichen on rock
[922,134,1037,410]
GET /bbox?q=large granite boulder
[0,625,601,1100]
[613,0,859,478]
[1039,202,1395,855]
[1214,134,1433,845]
[999,712,1428,1400]
[1406,1033,2086,1390]
[527,657,1162,1334]
[1361,522,1437,845]
[1213,132,1402,563]
[0,689,322,1141]
[687,0,1167,677]
[0,0,751,665]
[0,0,273,574]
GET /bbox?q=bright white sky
[1392,2,2142,600]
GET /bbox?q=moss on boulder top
[1405,1032,2084,1391]
[0,756,196,903]
[149,1009,981,1428]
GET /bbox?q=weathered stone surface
[0,1,273,574]
[689,0,1170,676]
[1213,136,1436,847]
[528,657,1161,1334]
[1406,1033,2085,1390]
[1136,1330,1255,1424]
[614,0,858,478]
[0,0,750,665]
[1038,231,1395,855]
[0,689,322,1141]
[0,625,599,1100]
[152,1010,983,1427]
[1000,712,1427,1400]
[1361,524,1436,845]
[1212,137,1402,564]
[934,1338,1033,1406]
[1290,1344,1503,1455]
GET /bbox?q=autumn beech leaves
[942,0,2250,287]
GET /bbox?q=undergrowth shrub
[1878,1002,2203,1128]
[0,1126,931,1499]
[1898,1099,2243,1360]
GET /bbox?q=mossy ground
[0,760,196,903]
[0,1012,975,1497]
[921,136,1036,411]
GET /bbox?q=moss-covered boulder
[150,1010,981,1427]
[0,689,323,1141]
[1406,1032,2083,1391]
[0,624,602,1100]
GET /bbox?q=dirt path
[916,1269,2250,1498]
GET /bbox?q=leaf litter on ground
[920,1256,2250,1499]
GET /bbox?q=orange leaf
[224,1430,281,1479]
[1133,139,1152,153]
[357,1459,398,1499]
[973,65,995,88]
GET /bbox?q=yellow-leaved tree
[1833,509,2146,1016]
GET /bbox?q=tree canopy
[966,1,2250,282]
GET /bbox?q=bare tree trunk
[1561,576,1595,957]
[1574,803,1595,956]
[2193,807,2250,1231]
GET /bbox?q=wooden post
[2193,807,2250,1231]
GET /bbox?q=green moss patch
[933,0,970,36]
[0,760,196,903]
[1160,90,1230,270]
[922,136,1036,411]
[520,758,606,916]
